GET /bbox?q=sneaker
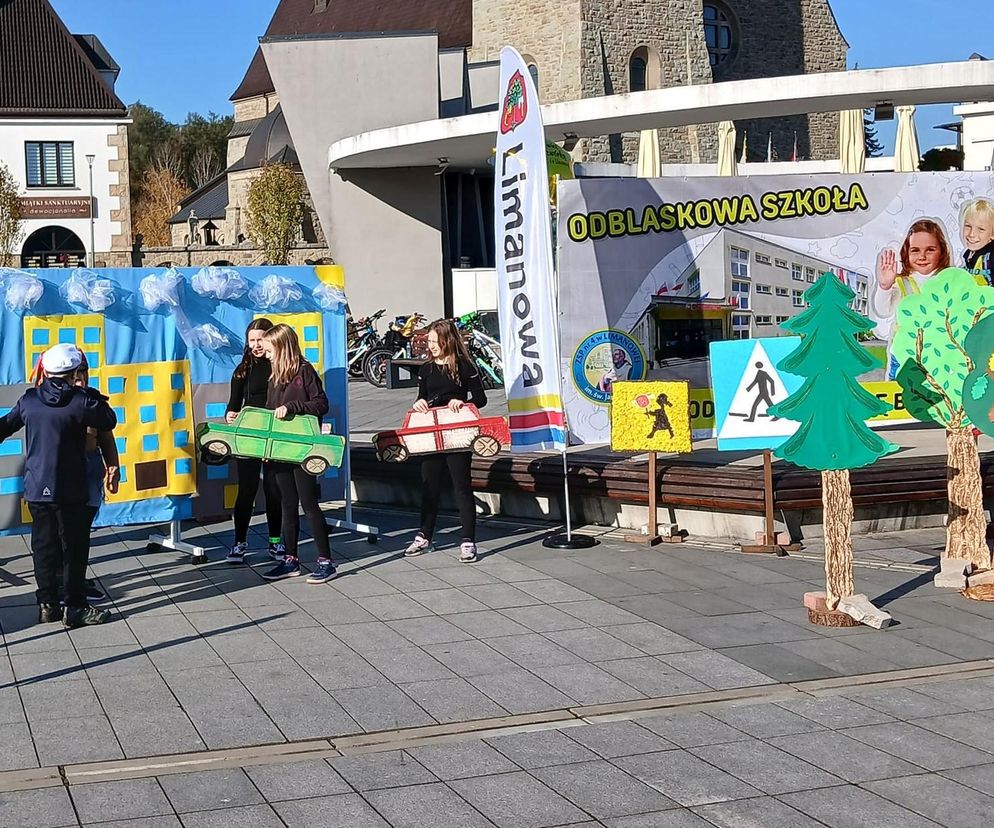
[64,605,111,628]
[404,534,432,557]
[38,603,63,624]
[262,557,300,580]
[459,542,478,563]
[85,579,108,603]
[268,541,286,560]
[306,560,338,584]
[227,542,249,564]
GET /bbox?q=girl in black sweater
[225,318,283,564]
[405,319,486,563]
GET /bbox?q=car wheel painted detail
[472,435,501,457]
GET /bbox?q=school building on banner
[634,228,869,363]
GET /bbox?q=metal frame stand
[147,519,208,565]
[543,451,598,549]
[327,445,380,544]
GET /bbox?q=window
[687,271,701,295]
[775,258,788,269]
[775,286,789,297]
[732,279,750,310]
[755,284,772,294]
[730,247,749,279]
[776,315,790,324]
[703,3,736,68]
[806,267,817,283]
[629,54,647,93]
[25,141,75,187]
[792,290,805,307]
[791,263,803,281]
[755,252,771,265]
[527,63,539,88]
[756,315,773,325]
[731,314,750,328]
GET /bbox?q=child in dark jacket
[259,324,336,583]
[0,344,117,627]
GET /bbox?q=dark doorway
[656,317,725,360]
[21,225,86,268]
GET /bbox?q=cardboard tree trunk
[892,268,994,573]
[769,273,898,613]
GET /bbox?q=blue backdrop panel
[0,266,347,533]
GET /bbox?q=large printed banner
[558,172,994,445]
[494,46,566,452]
[0,264,347,533]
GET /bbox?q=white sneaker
[226,542,249,564]
[404,535,432,557]
[459,542,478,563]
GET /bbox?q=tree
[769,274,898,609]
[0,161,23,267]
[920,147,964,171]
[177,112,231,188]
[127,102,177,205]
[247,163,304,264]
[864,109,884,158]
[133,166,189,247]
[892,268,994,572]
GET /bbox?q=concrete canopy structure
[328,61,994,170]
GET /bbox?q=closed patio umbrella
[717,120,737,176]
[839,109,866,174]
[894,105,921,173]
[637,129,661,177]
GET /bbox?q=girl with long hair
[260,324,336,582]
[872,218,952,379]
[404,318,486,563]
[224,318,284,564]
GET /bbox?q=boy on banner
[0,344,117,628]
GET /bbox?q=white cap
[41,343,83,375]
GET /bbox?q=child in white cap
[0,344,117,627]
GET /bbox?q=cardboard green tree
[892,268,994,575]
[769,274,898,612]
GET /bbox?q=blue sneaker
[262,557,300,580]
[306,560,338,584]
[268,540,285,560]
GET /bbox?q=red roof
[231,0,473,101]
[0,0,126,117]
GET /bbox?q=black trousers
[419,451,475,542]
[233,458,282,543]
[28,501,91,608]
[272,464,331,561]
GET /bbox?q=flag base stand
[738,450,800,556]
[543,532,598,549]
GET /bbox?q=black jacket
[227,358,271,413]
[417,359,487,408]
[0,379,117,504]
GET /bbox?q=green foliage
[247,163,305,265]
[891,268,994,428]
[0,161,23,267]
[864,109,884,158]
[127,102,177,204]
[919,147,964,172]
[770,273,898,471]
[962,313,994,435]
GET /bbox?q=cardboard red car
[372,404,510,462]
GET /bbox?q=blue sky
[52,0,985,152]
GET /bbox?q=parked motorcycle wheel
[362,347,394,388]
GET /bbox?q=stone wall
[469,0,585,104]
[133,243,333,269]
[580,0,718,164]
[232,93,279,123]
[107,124,132,251]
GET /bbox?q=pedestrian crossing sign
[710,337,804,451]
[610,381,692,454]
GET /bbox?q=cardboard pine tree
[891,269,994,576]
[769,274,898,613]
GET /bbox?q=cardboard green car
[197,406,345,476]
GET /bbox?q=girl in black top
[224,318,283,564]
[405,319,486,562]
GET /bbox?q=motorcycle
[362,312,427,388]
[458,312,504,390]
[347,309,385,378]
